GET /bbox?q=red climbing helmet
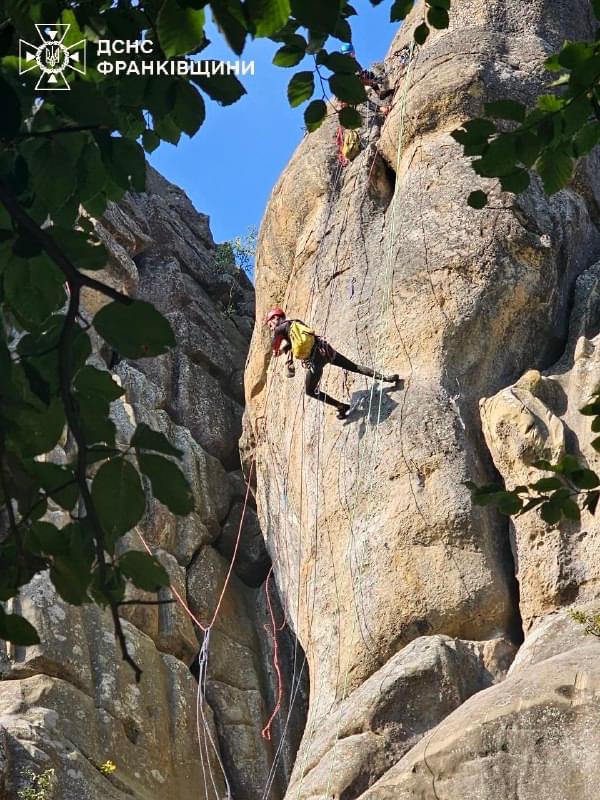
[265,307,285,325]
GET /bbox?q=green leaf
[103,137,146,193]
[500,168,530,194]
[532,477,562,491]
[390,0,413,22]
[544,54,563,72]
[574,122,600,157]
[290,0,341,34]
[4,256,66,330]
[561,497,581,521]
[496,492,523,515]
[119,550,170,591]
[467,190,488,209]
[0,76,21,138]
[74,366,124,403]
[27,521,68,556]
[157,0,206,57]
[558,41,594,70]
[92,459,146,543]
[273,35,306,67]
[475,134,518,178]
[154,115,182,145]
[78,394,116,446]
[452,118,496,146]
[6,397,66,458]
[25,462,78,511]
[142,130,161,153]
[0,613,40,646]
[77,141,106,203]
[339,105,362,129]
[172,81,206,136]
[484,99,526,123]
[427,5,449,28]
[414,23,430,45]
[532,459,561,472]
[190,67,247,106]
[138,453,194,515]
[540,500,562,524]
[288,71,315,107]
[210,0,248,54]
[537,147,573,194]
[50,556,91,604]
[537,94,566,113]
[581,400,600,416]
[131,423,183,457]
[304,98,328,132]
[584,490,600,515]
[247,0,291,36]
[563,95,593,136]
[323,52,358,74]
[51,228,108,272]
[329,72,367,104]
[516,132,541,168]
[557,455,580,474]
[28,139,78,210]
[93,300,175,359]
[571,469,600,490]
[520,497,545,514]
[332,16,352,42]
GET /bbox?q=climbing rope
[261,567,287,741]
[135,457,256,799]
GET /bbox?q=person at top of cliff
[340,42,394,108]
[265,307,399,419]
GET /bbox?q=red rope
[261,567,287,740]
[135,458,255,634]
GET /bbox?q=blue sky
[150,5,398,244]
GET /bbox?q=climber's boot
[336,403,350,420]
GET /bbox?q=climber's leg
[305,356,349,416]
[330,350,399,383]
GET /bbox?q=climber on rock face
[265,308,399,419]
[340,42,393,112]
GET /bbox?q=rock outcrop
[0,169,307,800]
[5,1,600,798]
[243,1,600,798]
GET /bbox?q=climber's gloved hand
[286,363,296,378]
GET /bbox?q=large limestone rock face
[0,170,307,800]
[481,262,600,631]
[360,611,600,800]
[243,0,600,796]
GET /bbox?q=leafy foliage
[215,225,257,280]
[468,393,600,526]
[453,11,600,207]
[17,768,56,800]
[570,610,600,638]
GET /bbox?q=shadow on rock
[343,380,403,438]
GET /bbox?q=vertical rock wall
[0,168,306,800]
[244,1,600,797]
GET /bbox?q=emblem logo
[19,23,86,91]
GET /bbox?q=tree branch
[57,280,141,681]
[118,599,176,606]
[16,125,107,140]
[0,182,132,305]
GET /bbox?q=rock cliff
[4,1,600,798]
[0,168,307,800]
[244,1,600,798]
